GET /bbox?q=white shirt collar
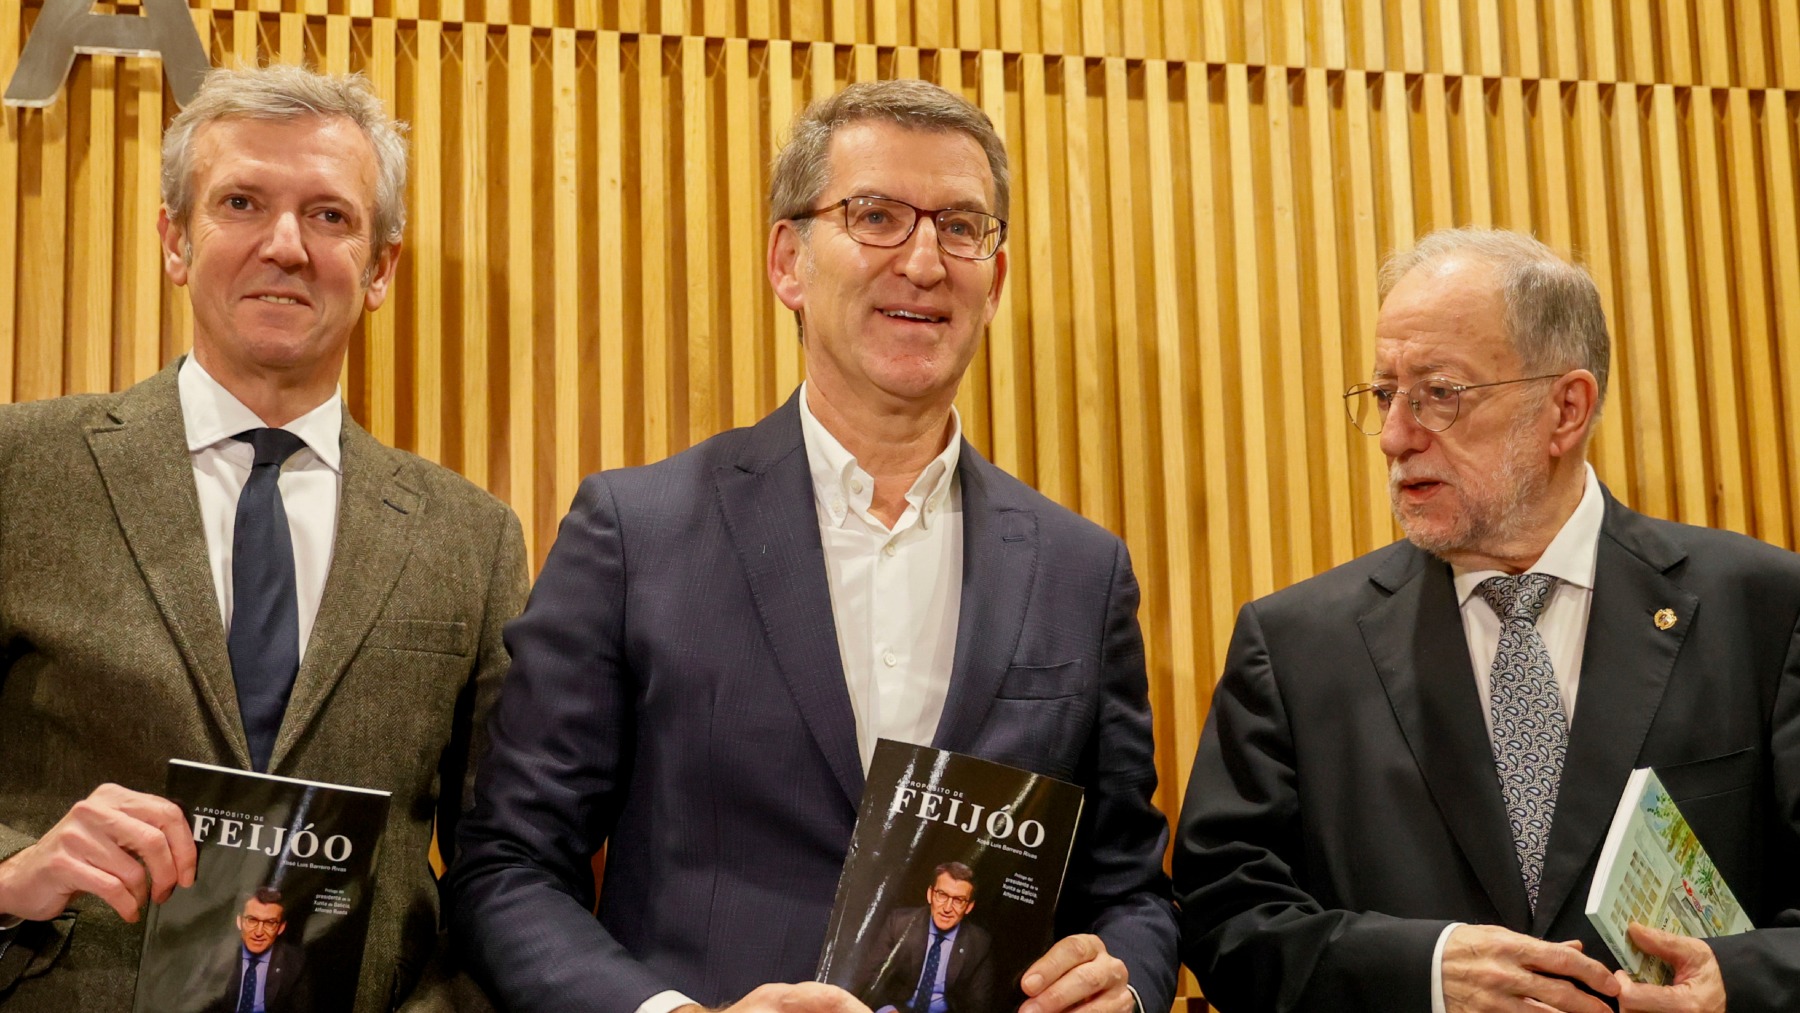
[798,382,961,531]
[179,355,343,473]
[1454,463,1603,602]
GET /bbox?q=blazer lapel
[1359,546,1532,929]
[714,397,864,805]
[932,447,1036,752]
[269,419,420,771]
[1531,494,1693,933]
[86,363,249,766]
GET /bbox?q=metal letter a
[5,0,210,109]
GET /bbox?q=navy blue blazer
[1176,488,1800,1013]
[449,394,1178,1012]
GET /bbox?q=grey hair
[768,79,1010,228]
[1379,227,1611,411]
[162,65,409,254]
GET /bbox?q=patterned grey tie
[1476,572,1567,912]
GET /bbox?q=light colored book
[1584,767,1752,984]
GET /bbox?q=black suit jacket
[449,393,1178,1012]
[856,908,995,1012]
[1175,488,1800,1013]
[206,941,309,1013]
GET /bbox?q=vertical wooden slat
[125,55,163,384]
[364,17,398,444]
[639,35,671,461]
[17,63,68,400]
[457,23,490,489]
[506,24,536,557]
[1764,91,1800,542]
[1021,53,1069,504]
[1611,83,1668,515]
[768,40,803,398]
[552,27,581,515]
[596,30,627,469]
[68,56,115,395]
[682,35,715,445]
[1342,69,1391,551]
[1726,88,1789,542]
[970,48,1013,470]
[725,38,762,428]
[1063,56,1113,532]
[1302,65,1354,567]
[1266,68,1313,583]
[1685,87,1748,533]
[1224,63,1275,595]
[1646,84,1708,525]
[0,9,19,402]
[412,19,445,463]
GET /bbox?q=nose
[261,211,308,268]
[1378,394,1432,460]
[895,216,949,287]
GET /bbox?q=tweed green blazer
[0,360,528,1012]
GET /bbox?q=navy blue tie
[228,428,307,772]
[236,952,261,1013]
[911,928,946,1013]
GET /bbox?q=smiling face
[158,113,399,404]
[1375,257,1561,568]
[237,897,286,955]
[926,871,975,932]
[768,120,1007,417]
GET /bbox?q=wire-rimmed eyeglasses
[789,195,1008,261]
[1343,373,1564,435]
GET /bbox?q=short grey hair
[162,65,409,254]
[1379,227,1611,411]
[768,79,1010,228]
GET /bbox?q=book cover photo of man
[854,862,997,1013]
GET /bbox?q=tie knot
[1476,572,1556,624]
[235,428,307,468]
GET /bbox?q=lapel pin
[1653,608,1677,631]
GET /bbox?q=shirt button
[851,479,865,494]
[882,543,897,557]
[883,652,898,667]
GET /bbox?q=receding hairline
[817,119,1000,211]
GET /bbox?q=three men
[448,80,1178,1013]
[0,66,527,1010]
[1176,229,1800,1013]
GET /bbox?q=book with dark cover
[1584,767,1752,984]
[132,759,391,1013]
[816,740,1084,1013]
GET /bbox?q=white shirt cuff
[1430,922,1463,1013]
[1127,982,1144,1012]
[633,990,697,1013]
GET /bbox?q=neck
[1446,457,1588,573]
[193,347,337,428]
[806,381,955,527]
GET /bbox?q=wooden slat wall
[6,2,1800,1008]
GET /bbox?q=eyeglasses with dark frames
[789,195,1008,261]
[928,886,974,911]
[1343,373,1565,435]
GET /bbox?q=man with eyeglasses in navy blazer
[450,79,1178,1013]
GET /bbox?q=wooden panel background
[6,2,1800,1007]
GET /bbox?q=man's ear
[980,247,1007,325]
[363,238,403,312]
[157,208,189,287]
[768,221,807,314]
[1547,368,1599,459]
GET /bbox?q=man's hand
[1612,923,1726,1013]
[1442,924,1620,1013]
[0,783,196,923]
[677,983,874,1013]
[1019,934,1132,1013]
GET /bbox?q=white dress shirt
[1430,464,1604,1013]
[179,355,342,662]
[634,384,965,1013]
